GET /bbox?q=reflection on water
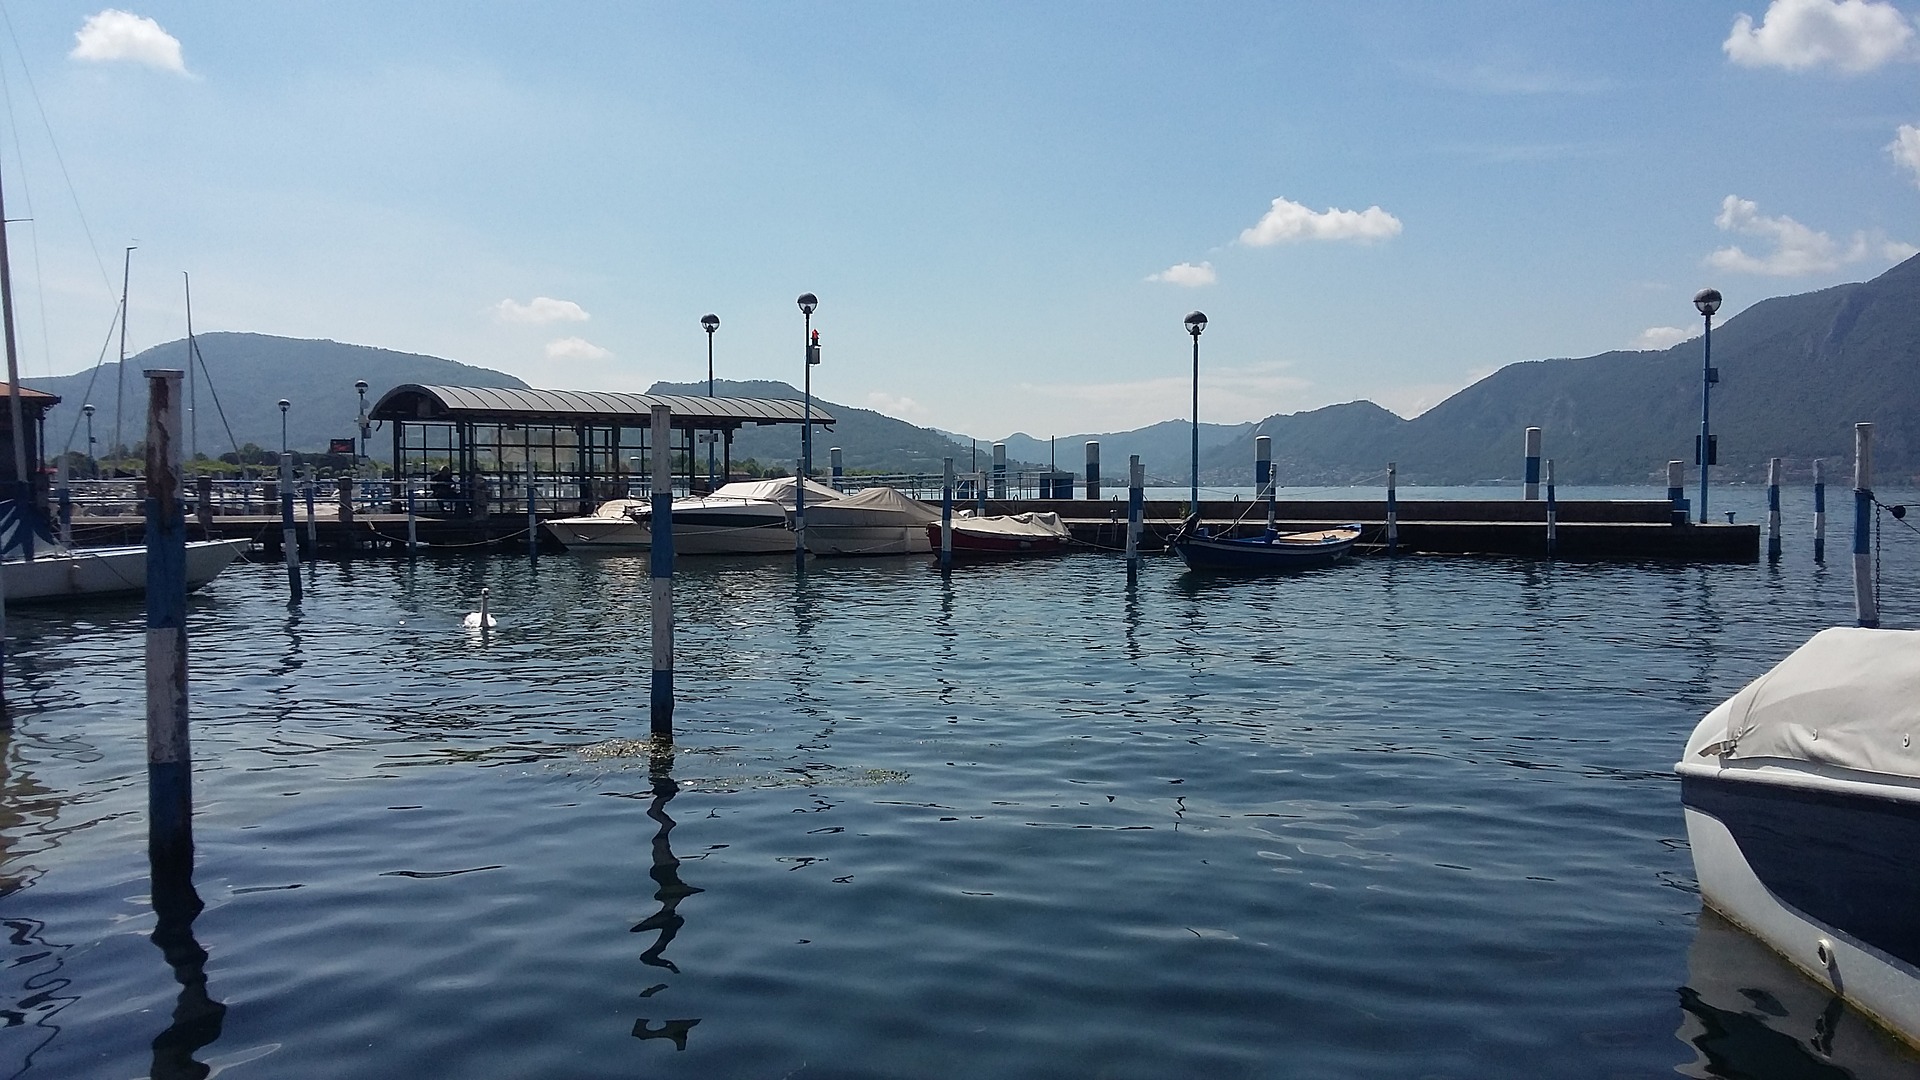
[1676,910,1920,1079]
[630,743,700,1051]
[147,843,225,1080]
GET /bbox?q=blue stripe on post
[649,404,675,735]
[1853,488,1872,556]
[144,370,192,862]
[1523,457,1540,486]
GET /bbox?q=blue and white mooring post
[1853,422,1876,628]
[1085,440,1100,500]
[1523,427,1542,500]
[829,447,843,490]
[940,457,954,570]
[1126,455,1143,581]
[1667,460,1686,525]
[1544,459,1558,557]
[1766,456,1782,562]
[278,453,301,602]
[649,404,675,735]
[793,456,807,569]
[991,442,1007,500]
[1813,458,1826,564]
[406,470,418,555]
[975,470,986,514]
[1386,461,1399,556]
[144,369,193,867]
[526,461,539,560]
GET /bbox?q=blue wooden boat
[1170,519,1362,572]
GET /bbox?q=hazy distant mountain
[21,253,1917,486]
[26,332,527,459]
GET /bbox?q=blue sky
[1,1,1915,439]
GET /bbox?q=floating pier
[65,496,1760,562]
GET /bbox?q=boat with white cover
[544,477,843,554]
[927,510,1072,557]
[804,486,939,556]
[1677,626,1920,1049]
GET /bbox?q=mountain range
[22,253,1920,485]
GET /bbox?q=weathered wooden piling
[1853,423,1876,628]
[336,476,355,553]
[1523,427,1542,500]
[1545,459,1558,556]
[144,369,192,866]
[650,404,674,734]
[303,466,318,556]
[992,443,1007,500]
[278,454,301,602]
[195,475,213,534]
[56,460,71,546]
[1085,441,1100,499]
[1386,462,1399,555]
[1812,458,1826,564]
[940,457,954,570]
[1667,461,1686,525]
[1126,455,1143,582]
[1766,457,1782,562]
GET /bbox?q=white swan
[463,587,497,629]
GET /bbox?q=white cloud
[1632,326,1696,351]
[1890,124,1920,186]
[865,392,928,418]
[1706,194,1917,275]
[1724,0,1915,72]
[495,296,590,324]
[70,9,190,75]
[1238,197,1402,247]
[1146,261,1217,286]
[544,336,611,361]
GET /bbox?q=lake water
[3,486,1918,1079]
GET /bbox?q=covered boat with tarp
[1677,626,1920,1049]
[545,476,843,554]
[805,486,940,556]
[929,510,1071,557]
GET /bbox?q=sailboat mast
[0,141,29,496]
[183,271,196,461]
[113,246,132,473]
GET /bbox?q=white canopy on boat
[809,486,941,526]
[952,511,1070,539]
[1683,627,1920,780]
[712,477,844,507]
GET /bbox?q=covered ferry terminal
[367,384,834,515]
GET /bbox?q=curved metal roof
[370,385,832,427]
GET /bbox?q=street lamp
[702,314,719,491]
[355,380,370,464]
[82,403,96,478]
[278,398,290,456]
[795,293,819,569]
[1184,311,1208,516]
[1693,288,1722,524]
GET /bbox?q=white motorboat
[544,477,843,555]
[1677,626,1920,1049]
[804,486,939,556]
[3,539,249,603]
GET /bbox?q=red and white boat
[927,511,1072,557]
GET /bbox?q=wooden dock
[58,497,1758,562]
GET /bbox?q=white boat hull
[3,539,249,602]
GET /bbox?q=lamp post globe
[1693,289,1722,524]
[1184,312,1207,516]
[701,314,720,489]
